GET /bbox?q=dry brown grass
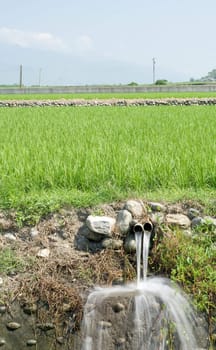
[8,247,136,334]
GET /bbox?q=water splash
[81,278,201,350]
[81,225,206,349]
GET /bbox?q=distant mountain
[0,43,189,86]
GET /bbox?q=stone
[116,338,126,346]
[131,219,139,226]
[191,217,205,228]
[82,226,106,242]
[86,215,115,237]
[115,210,132,235]
[203,216,216,228]
[26,339,37,346]
[101,238,123,250]
[124,200,145,218]
[0,217,13,230]
[148,202,166,212]
[48,235,59,242]
[187,208,200,220]
[0,277,3,286]
[112,302,125,313]
[166,214,191,229]
[182,229,192,237]
[23,303,37,314]
[30,227,39,239]
[7,270,16,277]
[0,305,6,314]
[61,231,69,239]
[98,321,112,329]
[149,212,164,225]
[37,248,50,258]
[124,234,136,253]
[168,204,183,214]
[6,322,21,330]
[0,339,6,347]
[56,337,64,344]
[4,233,16,241]
[37,323,55,331]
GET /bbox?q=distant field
[0,105,215,219]
[1,91,216,100]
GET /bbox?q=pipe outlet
[133,223,144,234]
[143,221,153,233]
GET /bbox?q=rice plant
[1,91,216,100]
[0,105,215,214]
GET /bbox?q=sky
[0,0,215,86]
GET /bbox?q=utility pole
[19,64,23,88]
[38,68,42,87]
[152,57,156,84]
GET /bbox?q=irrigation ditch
[0,199,215,349]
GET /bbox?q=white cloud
[0,27,94,55]
[0,27,69,52]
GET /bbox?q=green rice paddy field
[1,91,216,100]
[0,105,215,219]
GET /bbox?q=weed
[150,226,216,341]
[0,248,25,274]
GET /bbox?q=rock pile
[76,199,216,253]
[1,97,216,107]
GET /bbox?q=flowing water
[81,230,205,350]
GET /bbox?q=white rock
[124,200,145,218]
[0,339,6,346]
[86,215,115,236]
[149,212,164,225]
[30,227,39,239]
[37,248,50,258]
[166,214,191,229]
[26,339,37,346]
[115,210,132,235]
[203,216,216,227]
[0,277,3,286]
[6,322,21,330]
[148,202,166,212]
[4,233,16,241]
[99,321,112,329]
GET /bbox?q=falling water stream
[81,225,205,350]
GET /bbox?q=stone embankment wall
[78,199,216,253]
[1,98,216,107]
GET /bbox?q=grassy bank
[0,105,215,222]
